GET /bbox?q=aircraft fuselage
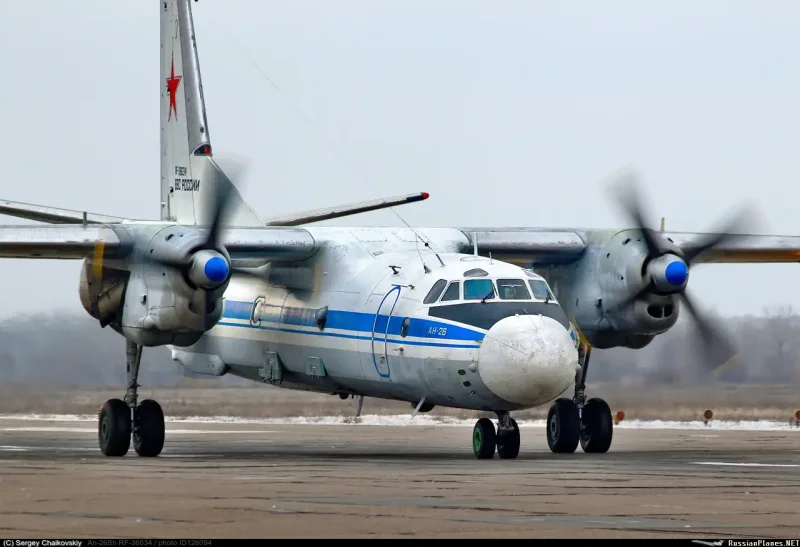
[171,227,581,412]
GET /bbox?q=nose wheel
[546,345,613,454]
[472,412,521,459]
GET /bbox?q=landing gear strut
[546,345,613,454]
[97,340,165,457]
[472,411,520,460]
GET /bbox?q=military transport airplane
[2,0,800,461]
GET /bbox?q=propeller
[143,156,256,327]
[603,167,756,372]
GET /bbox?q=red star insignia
[166,55,182,121]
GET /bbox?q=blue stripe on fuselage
[219,299,484,347]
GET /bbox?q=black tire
[580,397,613,453]
[546,398,580,453]
[133,399,165,457]
[98,398,131,457]
[472,417,497,459]
[497,418,520,459]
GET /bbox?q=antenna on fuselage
[473,232,478,256]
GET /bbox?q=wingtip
[421,192,430,200]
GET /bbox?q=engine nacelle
[78,259,127,328]
[542,229,684,350]
[79,225,232,348]
[595,229,682,336]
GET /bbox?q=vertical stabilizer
[160,0,264,227]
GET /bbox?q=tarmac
[0,416,798,539]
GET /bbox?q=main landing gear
[472,411,520,460]
[546,346,613,454]
[97,340,166,457]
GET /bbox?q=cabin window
[529,279,555,302]
[424,279,448,304]
[496,279,531,300]
[464,279,495,300]
[400,317,410,337]
[315,306,328,330]
[441,281,460,301]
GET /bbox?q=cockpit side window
[529,279,556,302]
[496,279,531,300]
[424,279,448,304]
[464,279,495,300]
[441,281,460,302]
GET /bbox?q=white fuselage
[171,227,580,411]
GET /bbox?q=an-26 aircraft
[2,0,800,460]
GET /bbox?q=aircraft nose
[477,314,579,408]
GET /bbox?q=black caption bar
[3,541,800,546]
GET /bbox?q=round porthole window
[400,317,410,338]
[315,306,328,330]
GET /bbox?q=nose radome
[477,314,579,407]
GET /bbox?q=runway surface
[0,416,798,539]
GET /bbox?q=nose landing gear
[472,412,521,460]
[546,345,613,454]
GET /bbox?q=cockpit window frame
[528,279,557,303]
[464,278,496,301]
[496,278,532,300]
[440,281,461,302]
[423,279,448,305]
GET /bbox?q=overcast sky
[0,0,798,320]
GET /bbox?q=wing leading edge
[457,228,800,266]
[0,224,318,262]
[0,192,429,228]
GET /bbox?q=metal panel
[306,356,326,378]
[259,351,283,384]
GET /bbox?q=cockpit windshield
[423,273,556,305]
[529,279,556,302]
[464,278,495,300]
[496,279,531,300]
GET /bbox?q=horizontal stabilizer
[262,192,429,226]
[0,199,128,224]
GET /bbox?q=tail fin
[160,0,263,227]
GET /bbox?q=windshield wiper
[481,288,495,303]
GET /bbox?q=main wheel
[546,398,580,454]
[133,399,165,457]
[98,398,131,457]
[497,418,520,459]
[472,417,497,459]
[580,397,613,453]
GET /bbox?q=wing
[262,192,429,226]
[660,231,800,263]
[456,228,800,266]
[455,228,588,266]
[0,192,429,227]
[0,224,317,262]
[0,199,128,224]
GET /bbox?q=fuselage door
[370,284,402,380]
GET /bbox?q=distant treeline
[1,307,797,386]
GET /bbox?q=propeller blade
[605,166,665,257]
[678,291,737,371]
[201,153,252,251]
[680,205,756,264]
